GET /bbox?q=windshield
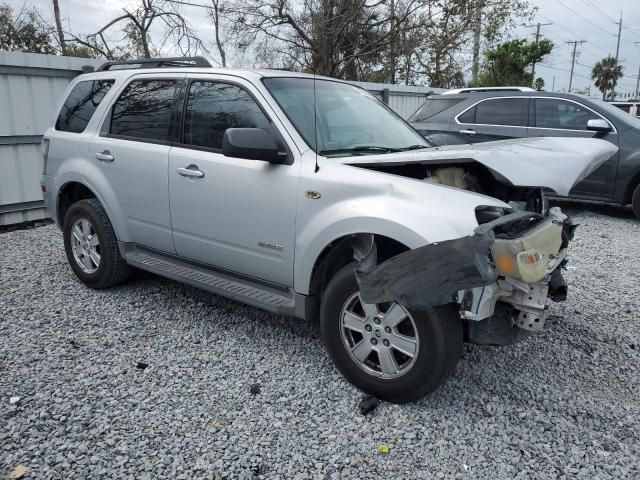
[262,77,429,156]
[590,99,640,129]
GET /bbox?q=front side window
[183,81,271,149]
[472,98,529,126]
[110,79,177,141]
[56,80,114,133]
[263,77,428,156]
[534,99,594,130]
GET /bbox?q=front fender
[293,195,475,295]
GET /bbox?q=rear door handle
[459,129,476,135]
[95,150,114,162]
[176,165,205,178]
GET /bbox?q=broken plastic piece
[356,231,497,309]
[136,362,148,370]
[359,395,379,415]
[377,444,390,454]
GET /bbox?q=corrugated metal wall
[0,52,442,225]
[349,81,445,118]
[0,52,102,225]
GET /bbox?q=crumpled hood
[336,137,618,196]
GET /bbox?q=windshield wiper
[319,145,401,155]
[399,144,431,151]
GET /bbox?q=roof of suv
[428,90,595,101]
[80,65,343,84]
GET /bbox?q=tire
[320,262,463,403]
[632,183,640,219]
[63,198,130,289]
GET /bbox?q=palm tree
[592,57,623,100]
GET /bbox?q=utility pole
[471,6,482,85]
[612,14,622,100]
[566,40,587,93]
[552,76,556,92]
[526,22,552,86]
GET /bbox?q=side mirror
[586,118,612,133]
[222,128,286,163]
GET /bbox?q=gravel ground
[1,204,638,479]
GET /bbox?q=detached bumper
[356,208,575,345]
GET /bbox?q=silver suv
[41,57,616,403]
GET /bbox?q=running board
[123,245,296,316]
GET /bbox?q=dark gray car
[408,91,640,217]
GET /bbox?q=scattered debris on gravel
[1,204,638,479]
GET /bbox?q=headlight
[490,218,565,283]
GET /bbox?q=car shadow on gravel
[549,198,636,220]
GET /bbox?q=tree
[210,0,227,66]
[592,56,623,100]
[476,38,553,87]
[0,3,55,53]
[227,0,426,79]
[533,77,544,91]
[65,0,208,60]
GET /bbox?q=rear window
[411,98,463,122]
[110,79,178,142]
[56,80,114,133]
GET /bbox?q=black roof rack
[96,56,211,72]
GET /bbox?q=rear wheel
[632,183,640,219]
[320,263,463,403]
[63,198,130,289]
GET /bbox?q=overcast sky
[10,0,640,96]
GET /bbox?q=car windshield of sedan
[262,77,430,156]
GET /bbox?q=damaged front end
[355,207,577,346]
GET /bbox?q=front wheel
[320,263,463,403]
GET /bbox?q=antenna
[313,72,319,173]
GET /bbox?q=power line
[578,0,617,24]
[554,0,618,37]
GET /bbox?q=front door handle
[176,165,205,178]
[95,150,114,162]
[459,129,476,135]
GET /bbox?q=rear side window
[183,81,271,150]
[474,98,528,126]
[110,79,178,141]
[614,104,631,113]
[458,98,529,126]
[56,80,114,133]
[411,98,463,122]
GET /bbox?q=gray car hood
[336,137,618,196]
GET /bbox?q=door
[168,78,298,286]
[452,97,529,144]
[527,97,619,199]
[89,76,181,253]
